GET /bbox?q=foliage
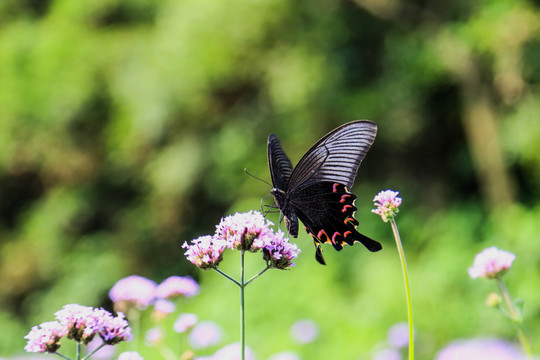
[1,0,540,358]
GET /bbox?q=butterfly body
[267,120,381,265]
[270,187,299,237]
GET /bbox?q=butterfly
[268,120,382,265]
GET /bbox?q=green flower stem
[213,267,241,287]
[76,342,81,360]
[159,345,179,360]
[127,307,141,350]
[240,250,246,360]
[390,219,414,360]
[81,343,106,360]
[54,352,72,360]
[496,278,533,359]
[212,255,272,360]
[245,265,271,286]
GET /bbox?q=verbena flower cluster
[183,211,300,270]
[109,274,199,313]
[24,304,131,353]
[372,190,402,222]
[468,246,516,279]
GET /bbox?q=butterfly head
[270,188,286,207]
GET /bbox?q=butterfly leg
[260,194,274,215]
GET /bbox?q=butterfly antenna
[244,168,273,187]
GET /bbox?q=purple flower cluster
[372,190,402,222]
[261,229,300,270]
[24,304,132,354]
[215,211,271,251]
[109,275,157,312]
[109,274,200,313]
[183,211,300,270]
[468,246,516,279]
[174,313,198,333]
[24,321,66,353]
[183,235,227,270]
[55,304,101,345]
[155,275,200,298]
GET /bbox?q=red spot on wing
[332,183,340,193]
[317,229,331,243]
[340,194,351,203]
[331,232,342,245]
[342,205,354,213]
[344,231,352,238]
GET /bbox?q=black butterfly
[268,120,382,265]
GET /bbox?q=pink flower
[212,342,255,360]
[184,211,300,270]
[145,327,163,346]
[174,313,198,333]
[290,319,319,344]
[436,337,525,360]
[152,299,176,320]
[183,235,227,269]
[155,276,199,299]
[95,310,132,345]
[118,351,145,360]
[373,348,402,360]
[468,247,516,279]
[109,275,157,312]
[372,190,402,222]
[387,322,410,348]
[54,304,100,344]
[24,321,66,353]
[188,321,223,349]
[215,211,273,251]
[25,305,132,355]
[262,230,300,270]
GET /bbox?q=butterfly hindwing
[291,182,381,257]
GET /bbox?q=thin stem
[496,278,533,359]
[76,342,81,360]
[159,345,179,360]
[127,307,141,350]
[213,267,242,287]
[244,265,271,286]
[390,219,414,360]
[240,250,246,360]
[81,343,106,360]
[54,352,72,360]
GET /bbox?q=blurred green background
[1,0,540,358]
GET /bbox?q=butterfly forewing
[287,120,377,191]
[268,134,294,190]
